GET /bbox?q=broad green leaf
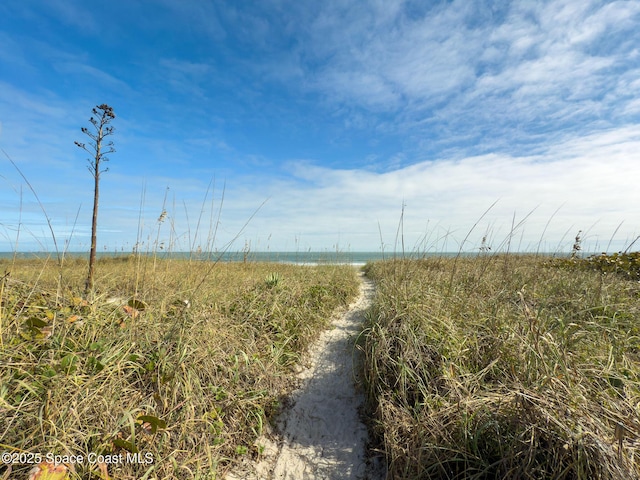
[112,438,138,453]
[24,317,47,328]
[127,298,148,310]
[137,414,167,433]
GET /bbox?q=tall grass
[361,255,640,479]
[0,256,360,479]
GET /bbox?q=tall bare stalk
[75,104,116,294]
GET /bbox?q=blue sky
[1,0,640,253]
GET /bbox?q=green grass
[361,254,640,479]
[0,256,360,479]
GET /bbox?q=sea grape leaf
[112,438,138,453]
[137,414,166,434]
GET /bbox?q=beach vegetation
[361,254,640,479]
[0,256,359,479]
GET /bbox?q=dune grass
[361,254,640,479]
[0,255,360,479]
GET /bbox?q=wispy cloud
[53,62,132,94]
[243,0,640,161]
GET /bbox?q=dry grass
[0,255,360,479]
[361,255,640,479]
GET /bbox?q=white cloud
[232,125,640,253]
[6,121,637,253]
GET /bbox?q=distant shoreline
[0,251,419,266]
[0,250,584,265]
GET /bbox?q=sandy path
[226,272,384,480]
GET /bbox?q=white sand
[226,273,385,480]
